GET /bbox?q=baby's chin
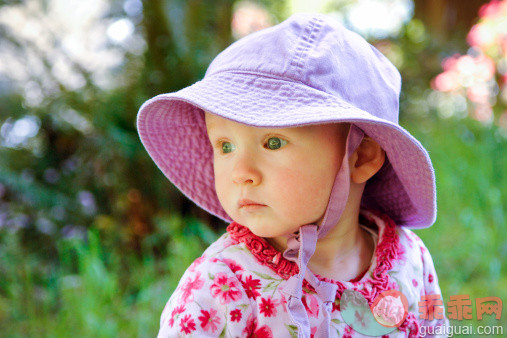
[229,212,323,237]
[234,220,300,239]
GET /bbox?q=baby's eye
[221,141,236,153]
[265,137,288,150]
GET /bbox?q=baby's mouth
[237,198,267,211]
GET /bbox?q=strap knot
[315,280,338,304]
[283,275,303,299]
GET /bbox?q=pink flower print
[280,291,287,306]
[222,258,244,274]
[396,244,406,262]
[210,272,242,304]
[243,314,273,338]
[179,314,196,334]
[230,309,242,322]
[259,297,279,317]
[255,325,273,338]
[310,326,317,338]
[168,305,185,328]
[412,279,418,287]
[428,274,434,283]
[406,233,414,244]
[180,271,204,304]
[343,324,354,338]
[302,293,319,318]
[241,275,261,300]
[189,255,205,272]
[198,308,221,333]
[332,297,340,312]
[243,314,257,336]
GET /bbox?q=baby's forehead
[205,111,267,132]
[204,111,243,126]
[204,111,224,127]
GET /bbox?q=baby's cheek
[276,173,330,222]
[214,175,233,210]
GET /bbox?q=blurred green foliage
[408,117,506,333]
[0,0,505,336]
[1,214,215,336]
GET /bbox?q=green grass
[0,117,505,337]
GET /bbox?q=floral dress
[158,211,447,337]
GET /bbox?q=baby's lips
[237,198,266,208]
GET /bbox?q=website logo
[341,290,503,336]
[341,289,408,336]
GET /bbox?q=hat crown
[206,13,401,124]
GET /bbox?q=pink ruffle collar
[226,210,401,306]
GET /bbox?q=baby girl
[137,13,447,337]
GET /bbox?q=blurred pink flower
[478,0,506,19]
[467,84,491,104]
[468,0,507,52]
[231,1,272,39]
[432,53,495,93]
[474,54,496,80]
[456,54,495,82]
[432,70,460,92]
[442,54,461,71]
[467,23,497,49]
[472,104,494,122]
[444,0,507,126]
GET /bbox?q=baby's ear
[350,136,385,184]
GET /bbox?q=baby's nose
[231,154,262,186]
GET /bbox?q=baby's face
[205,112,349,238]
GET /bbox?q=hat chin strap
[282,125,364,338]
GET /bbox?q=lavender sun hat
[137,13,436,337]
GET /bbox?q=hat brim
[137,72,436,228]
